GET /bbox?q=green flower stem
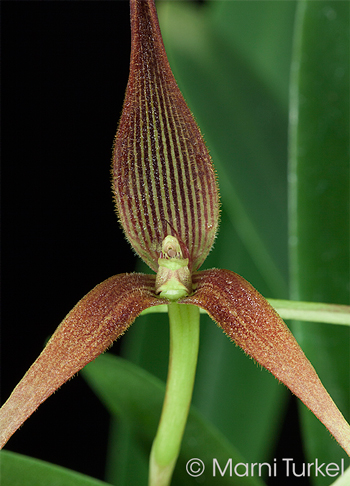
[267,299,350,326]
[141,300,350,326]
[149,303,200,486]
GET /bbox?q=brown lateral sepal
[0,273,164,449]
[181,268,350,456]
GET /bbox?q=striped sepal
[112,0,219,272]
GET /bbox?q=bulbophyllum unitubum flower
[1,0,349,478]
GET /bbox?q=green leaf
[82,353,266,486]
[0,450,112,486]
[289,0,350,483]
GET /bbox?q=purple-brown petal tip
[0,273,163,449]
[182,268,350,456]
[112,0,219,272]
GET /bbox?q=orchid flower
[1,0,349,485]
